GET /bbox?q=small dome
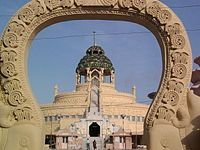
[76,45,115,76]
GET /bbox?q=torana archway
[0,0,194,149]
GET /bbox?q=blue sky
[0,0,200,104]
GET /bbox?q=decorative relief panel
[18,7,35,24]
[44,0,74,10]
[18,0,45,25]
[170,34,185,49]
[14,107,32,121]
[146,1,172,24]
[146,1,160,17]
[157,9,172,24]
[166,23,186,50]
[7,22,25,37]
[30,0,46,16]
[168,80,184,93]
[160,136,169,149]
[75,0,118,7]
[1,62,17,78]
[19,136,29,148]
[3,33,19,48]
[172,52,188,65]
[162,90,179,106]
[119,0,146,10]
[162,80,185,107]
[3,20,25,48]
[8,91,26,106]
[3,79,21,93]
[171,52,189,80]
[1,50,17,62]
[157,106,175,122]
[171,63,187,79]
[3,79,26,106]
[55,97,87,105]
[166,23,182,36]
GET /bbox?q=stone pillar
[86,68,90,82]
[76,72,81,85]
[54,84,59,97]
[100,68,104,83]
[132,86,136,96]
[132,86,136,103]
[111,70,115,85]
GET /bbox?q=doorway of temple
[89,122,100,137]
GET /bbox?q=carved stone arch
[0,0,192,149]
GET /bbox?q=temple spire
[93,31,96,46]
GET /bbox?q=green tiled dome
[76,45,114,75]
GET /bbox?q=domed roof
[76,45,115,75]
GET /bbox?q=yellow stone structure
[1,0,199,149]
[41,45,149,149]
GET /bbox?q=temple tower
[76,45,115,118]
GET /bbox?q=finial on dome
[93,31,96,46]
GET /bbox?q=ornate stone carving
[119,0,146,10]
[75,0,117,6]
[171,34,185,49]
[157,106,175,121]
[132,0,146,10]
[163,90,179,106]
[18,7,35,24]
[8,91,26,106]
[168,80,184,93]
[160,136,169,148]
[44,0,61,10]
[3,79,21,93]
[146,1,161,17]
[146,1,172,24]
[19,136,29,148]
[157,9,172,24]
[45,0,74,10]
[172,63,187,79]
[1,62,17,78]
[0,51,17,62]
[166,23,182,36]
[30,0,45,16]
[166,23,186,50]
[119,0,132,8]
[3,79,25,106]
[18,1,45,24]
[157,106,166,119]
[55,97,87,105]
[61,0,74,7]
[14,107,32,121]
[7,22,25,37]
[3,33,19,48]
[172,52,188,65]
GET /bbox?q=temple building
[40,44,149,149]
